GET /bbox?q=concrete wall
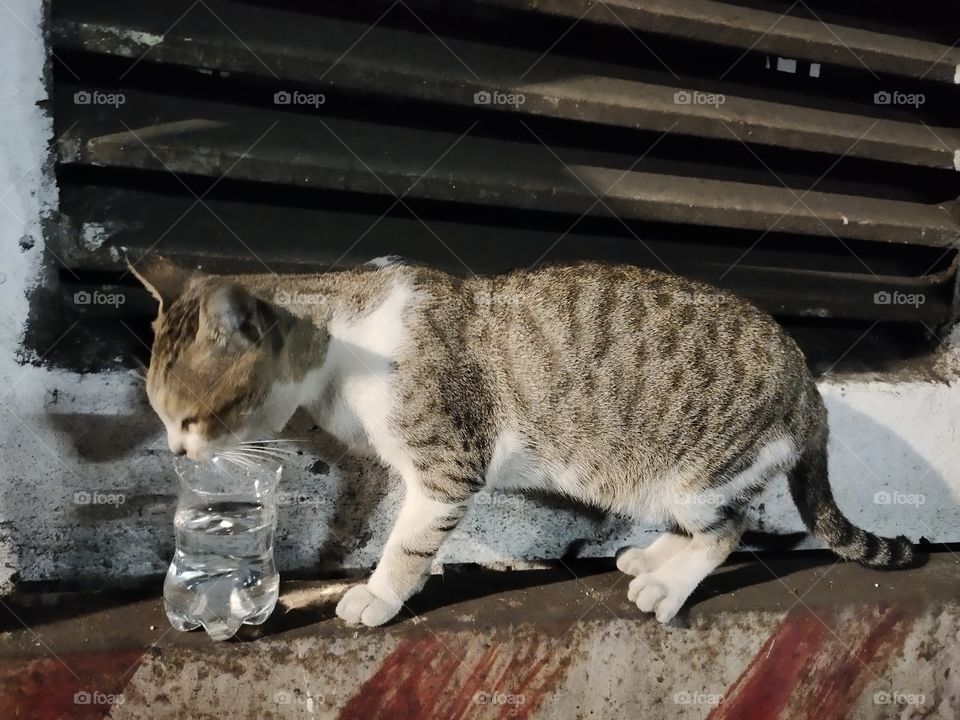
[2,0,960,591]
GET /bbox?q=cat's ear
[128,255,192,313]
[198,282,265,350]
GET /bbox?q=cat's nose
[168,433,188,456]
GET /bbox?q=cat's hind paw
[627,572,688,624]
[336,584,401,627]
[616,547,656,576]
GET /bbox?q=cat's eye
[181,417,197,431]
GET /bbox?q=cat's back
[468,262,793,363]
[461,263,810,442]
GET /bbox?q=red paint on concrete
[711,602,918,720]
[337,635,450,719]
[707,605,832,720]
[443,642,503,720]
[795,603,917,720]
[0,649,145,720]
[339,632,574,720]
[503,646,571,720]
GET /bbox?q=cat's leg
[336,478,469,627]
[626,438,794,622]
[627,514,743,623]
[616,529,691,576]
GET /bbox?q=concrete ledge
[1,551,959,718]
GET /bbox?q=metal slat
[55,87,959,248]
[51,2,960,170]
[465,0,960,84]
[54,185,956,324]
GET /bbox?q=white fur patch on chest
[310,280,415,452]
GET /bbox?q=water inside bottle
[164,458,281,641]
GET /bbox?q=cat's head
[132,257,295,459]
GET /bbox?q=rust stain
[0,649,145,720]
[707,605,832,720]
[338,632,574,720]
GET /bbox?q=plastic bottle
[163,455,282,640]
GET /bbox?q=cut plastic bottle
[163,455,282,641]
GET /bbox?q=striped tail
[787,424,913,569]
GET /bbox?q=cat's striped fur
[134,257,913,625]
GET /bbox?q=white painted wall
[1,0,958,592]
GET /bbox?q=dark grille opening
[38,0,960,375]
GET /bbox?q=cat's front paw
[336,584,401,627]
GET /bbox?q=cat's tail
[787,419,914,569]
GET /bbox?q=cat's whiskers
[239,439,305,447]
[220,458,253,472]
[216,452,257,471]
[235,444,296,456]
[217,444,294,467]
[235,450,294,463]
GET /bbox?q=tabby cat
[133,256,912,626]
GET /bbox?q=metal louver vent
[42,0,960,370]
